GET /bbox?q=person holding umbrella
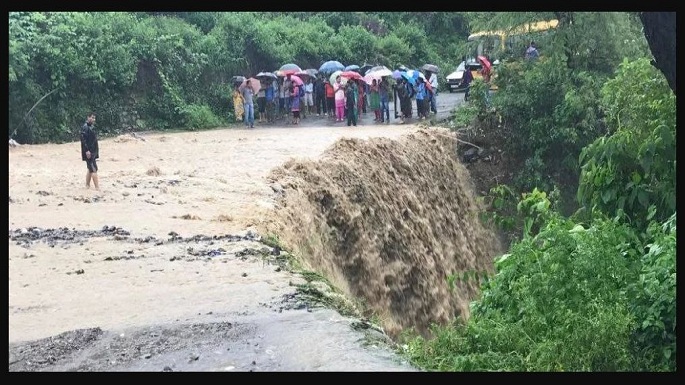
[369,78,380,122]
[314,75,325,117]
[345,80,358,127]
[427,71,438,114]
[416,77,429,119]
[277,77,287,119]
[239,78,257,128]
[304,77,314,117]
[256,81,267,123]
[477,55,493,106]
[379,78,391,124]
[325,78,335,118]
[232,83,244,122]
[421,64,439,115]
[333,76,346,122]
[357,79,366,116]
[283,76,292,118]
[397,78,414,124]
[265,79,276,123]
[289,82,301,125]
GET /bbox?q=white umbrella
[328,71,349,85]
[363,72,389,85]
[366,67,393,78]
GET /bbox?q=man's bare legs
[86,171,100,191]
[92,172,100,190]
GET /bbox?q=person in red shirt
[324,80,335,118]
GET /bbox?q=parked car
[446,58,482,93]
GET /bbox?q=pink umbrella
[240,77,261,94]
[363,73,382,85]
[294,71,312,81]
[288,75,304,86]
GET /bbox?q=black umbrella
[421,64,440,74]
[255,71,278,80]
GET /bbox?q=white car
[445,59,482,92]
[446,61,466,92]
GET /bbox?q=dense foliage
[406,12,676,372]
[405,208,676,371]
[458,12,650,213]
[577,58,676,232]
[9,11,469,144]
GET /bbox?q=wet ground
[257,91,463,129]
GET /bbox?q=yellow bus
[467,19,559,61]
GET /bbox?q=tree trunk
[640,12,676,95]
[554,12,576,69]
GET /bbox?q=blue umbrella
[319,60,345,74]
[401,71,419,85]
[344,64,360,72]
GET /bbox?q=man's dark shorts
[86,159,98,173]
[257,97,267,113]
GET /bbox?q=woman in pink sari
[333,76,345,122]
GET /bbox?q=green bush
[628,213,676,371]
[577,58,676,230]
[404,191,676,371]
[180,104,222,130]
[449,103,478,129]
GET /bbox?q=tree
[639,12,676,94]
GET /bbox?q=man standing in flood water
[80,112,100,190]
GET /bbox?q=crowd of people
[231,68,441,128]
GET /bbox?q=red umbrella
[340,71,363,81]
[477,55,492,71]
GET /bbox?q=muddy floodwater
[9,122,419,371]
[9,92,487,371]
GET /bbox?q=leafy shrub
[577,58,676,230]
[180,104,222,130]
[449,103,478,129]
[628,213,676,371]
[487,56,606,210]
[406,211,644,371]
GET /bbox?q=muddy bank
[263,128,503,338]
[8,225,415,371]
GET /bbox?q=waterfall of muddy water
[261,128,503,338]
